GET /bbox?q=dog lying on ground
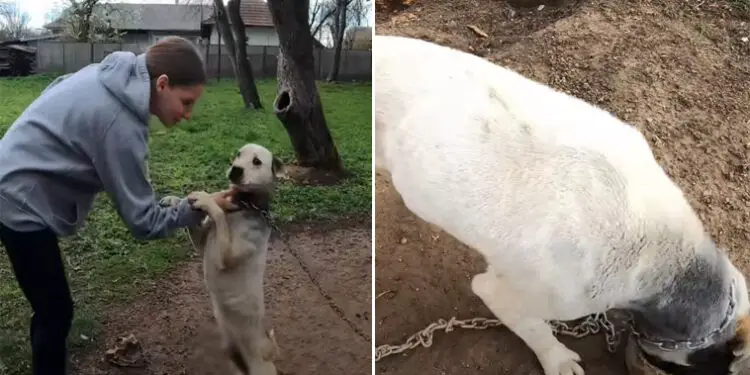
[160,143,284,375]
[374,35,750,375]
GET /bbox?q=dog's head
[635,264,750,375]
[227,143,284,189]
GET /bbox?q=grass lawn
[0,74,371,375]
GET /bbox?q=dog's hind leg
[471,271,585,375]
[242,329,279,375]
[217,325,250,375]
[213,304,251,375]
[226,339,250,375]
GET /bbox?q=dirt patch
[375,1,750,374]
[282,164,347,186]
[70,222,372,375]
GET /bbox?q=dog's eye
[252,157,262,166]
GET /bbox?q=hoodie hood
[97,51,151,124]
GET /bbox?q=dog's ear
[730,315,750,374]
[271,155,285,178]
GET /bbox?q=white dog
[161,143,284,375]
[374,35,750,375]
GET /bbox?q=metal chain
[374,312,634,362]
[244,202,283,236]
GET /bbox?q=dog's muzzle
[625,333,750,375]
[625,334,671,375]
[229,166,243,184]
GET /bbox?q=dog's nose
[229,166,243,183]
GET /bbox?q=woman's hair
[145,36,207,87]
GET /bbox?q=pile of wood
[0,42,36,77]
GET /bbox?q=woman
[0,36,233,375]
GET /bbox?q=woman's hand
[186,188,238,211]
[212,188,238,211]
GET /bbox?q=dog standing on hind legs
[160,143,284,375]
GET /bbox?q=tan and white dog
[161,143,284,375]
[374,35,750,375]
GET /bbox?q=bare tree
[55,0,125,42]
[65,0,100,41]
[309,0,336,44]
[326,0,349,82]
[347,0,369,28]
[325,0,370,81]
[0,2,31,40]
[212,0,263,109]
[266,0,344,172]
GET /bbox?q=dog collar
[225,200,280,234]
[633,279,737,352]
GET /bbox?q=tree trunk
[81,12,92,41]
[227,0,263,108]
[266,0,344,172]
[326,0,347,82]
[214,0,263,109]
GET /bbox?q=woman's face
[150,74,205,127]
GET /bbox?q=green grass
[0,74,371,375]
[726,0,750,13]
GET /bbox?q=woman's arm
[92,111,205,240]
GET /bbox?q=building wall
[120,31,150,44]
[207,26,278,46]
[150,30,203,46]
[115,30,203,46]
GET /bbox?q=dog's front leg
[188,191,235,270]
[187,218,211,254]
[471,271,585,375]
[159,195,211,252]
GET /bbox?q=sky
[16,0,374,29]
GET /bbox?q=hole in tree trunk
[275,90,291,113]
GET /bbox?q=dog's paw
[538,343,584,375]
[262,329,281,361]
[159,196,182,207]
[187,191,212,209]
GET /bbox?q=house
[44,3,208,45]
[200,0,279,46]
[343,26,372,50]
[43,1,280,47]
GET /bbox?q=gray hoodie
[0,51,204,239]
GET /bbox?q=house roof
[201,0,274,28]
[45,1,274,32]
[45,3,212,32]
[111,3,214,31]
[2,44,37,54]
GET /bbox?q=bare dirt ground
[70,220,372,375]
[374,0,750,374]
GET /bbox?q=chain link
[248,202,284,236]
[375,312,634,362]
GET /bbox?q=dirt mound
[71,222,372,375]
[375,1,750,374]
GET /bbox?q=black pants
[0,223,73,375]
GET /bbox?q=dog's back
[374,35,706,313]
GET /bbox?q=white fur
[374,35,749,374]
